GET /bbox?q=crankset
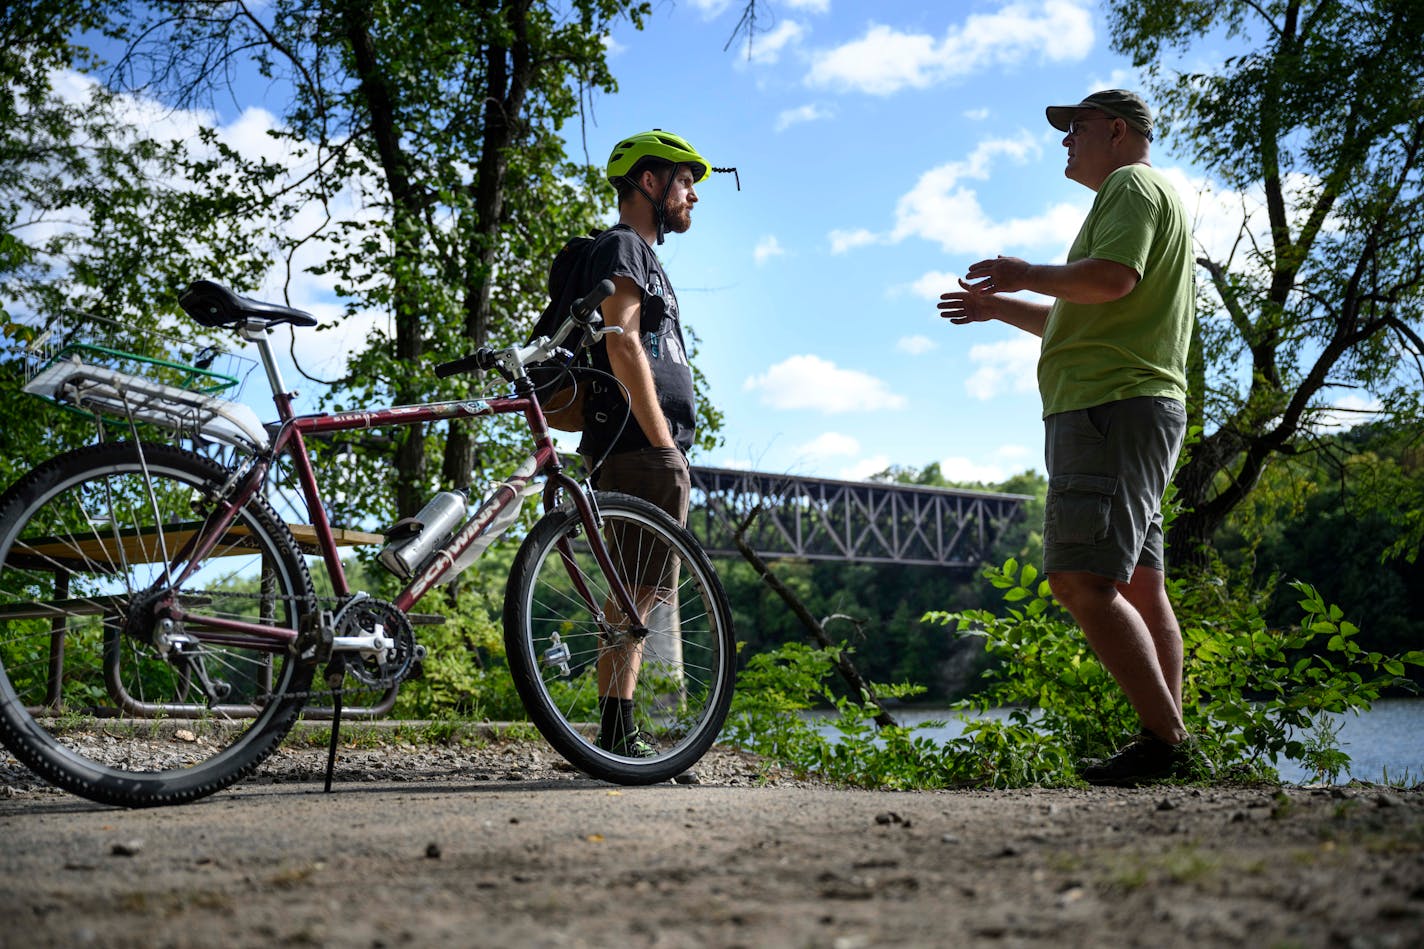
[330,595,422,687]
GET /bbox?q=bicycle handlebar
[432,349,497,379]
[433,279,616,381]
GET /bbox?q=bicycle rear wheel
[504,491,736,784]
[0,442,315,807]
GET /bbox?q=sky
[43,0,1343,486]
[574,0,1168,482]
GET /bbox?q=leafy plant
[389,556,527,723]
[724,557,1423,789]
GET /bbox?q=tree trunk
[342,2,427,516]
[442,0,535,492]
[732,505,898,729]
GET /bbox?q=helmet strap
[625,165,678,245]
[652,167,678,245]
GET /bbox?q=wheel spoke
[0,443,314,807]
[504,493,735,784]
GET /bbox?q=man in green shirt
[939,89,1208,786]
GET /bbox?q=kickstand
[323,658,346,793]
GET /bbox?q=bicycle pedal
[295,609,335,663]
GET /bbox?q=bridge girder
[686,466,1031,569]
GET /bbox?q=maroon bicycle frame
[158,387,641,653]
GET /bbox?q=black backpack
[525,228,611,431]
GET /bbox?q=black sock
[599,696,622,746]
[598,697,638,748]
[618,698,637,739]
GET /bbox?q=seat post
[240,319,289,400]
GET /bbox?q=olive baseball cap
[1046,89,1154,141]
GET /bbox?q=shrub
[724,557,1423,788]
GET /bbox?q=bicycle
[0,279,736,807]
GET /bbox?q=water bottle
[440,457,542,583]
[378,489,468,579]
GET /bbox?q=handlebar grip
[572,279,615,323]
[434,348,496,378]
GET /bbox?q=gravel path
[2,736,1422,948]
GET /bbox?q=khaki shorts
[1042,396,1186,583]
[589,447,691,592]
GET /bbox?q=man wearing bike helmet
[581,130,709,758]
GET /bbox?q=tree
[1215,420,1424,657]
[1108,0,1424,562]
[95,0,652,524]
[1,2,275,483]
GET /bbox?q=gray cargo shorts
[1042,396,1186,583]
[588,446,691,592]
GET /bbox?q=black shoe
[596,729,657,759]
[1079,731,1212,787]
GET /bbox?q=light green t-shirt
[1038,164,1195,417]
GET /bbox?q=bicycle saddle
[179,280,319,328]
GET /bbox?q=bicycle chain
[173,588,411,706]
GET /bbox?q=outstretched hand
[938,277,998,324]
[963,256,1030,294]
[940,256,1034,324]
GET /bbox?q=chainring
[331,596,418,687]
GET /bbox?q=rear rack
[16,313,267,450]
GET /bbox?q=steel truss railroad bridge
[685,466,1031,570]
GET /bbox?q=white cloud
[601,34,627,56]
[964,336,1040,400]
[806,24,938,95]
[963,107,990,121]
[828,227,878,254]
[938,456,1011,483]
[889,133,1084,253]
[840,455,892,481]
[687,0,733,16]
[744,19,807,65]
[896,335,937,355]
[776,103,834,132]
[796,431,861,458]
[833,133,1086,257]
[903,270,962,301]
[753,234,786,265]
[806,3,1095,96]
[743,354,907,412]
[1312,393,1383,434]
[786,0,830,11]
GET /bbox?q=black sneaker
[1079,731,1212,787]
[596,729,657,759]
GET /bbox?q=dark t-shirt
[577,224,696,457]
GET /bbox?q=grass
[1106,845,1221,892]
[283,716,525,749]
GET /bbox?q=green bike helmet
[607,129,711,184]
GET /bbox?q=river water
[847,696,1424,786]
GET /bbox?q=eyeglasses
[1066,116,1118,136]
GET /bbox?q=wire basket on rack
[14,313,269,451]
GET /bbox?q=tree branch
[731,503,898,729]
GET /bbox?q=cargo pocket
[1047,474,1118,545]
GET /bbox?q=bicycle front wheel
[0,442,316,807]
[504,491,736,784]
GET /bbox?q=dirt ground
[1,737,1422,949]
